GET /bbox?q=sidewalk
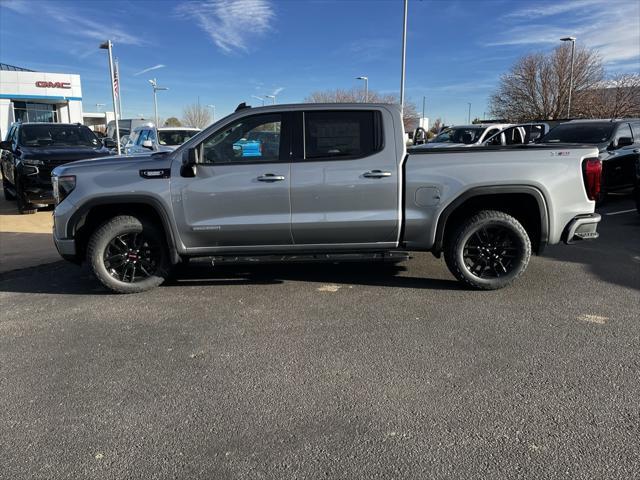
[0,197,60,273]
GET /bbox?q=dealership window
[13,101,58,123]
[304,110,382,160]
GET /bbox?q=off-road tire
[444,210,531,290]
[87,215,171,294]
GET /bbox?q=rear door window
[303,110,382,160]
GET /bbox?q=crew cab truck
[51,103,602,293]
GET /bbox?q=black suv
[540,119,640,201]
[1,123,113,213]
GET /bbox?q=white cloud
[134,64,166,76]
[271,87,284,96]
[1,0,145,46]
[486,0,640,67]
[177,0,275,54]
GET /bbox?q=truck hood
[52,152,173,176]
[21,145,111,163]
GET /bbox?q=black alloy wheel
[104,232,160,283]
[462,225,520,279]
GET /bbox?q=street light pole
[399,0,408,115]
[356,76,368,102]
[148,78,168,127]
[251,95,265,106]
[265,94,276,104]
[422,96,426,128]
[207,104,216,122]
[99,40,120,154]
[561,36,576,118]
[467,102,471,124]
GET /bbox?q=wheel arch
[68,196,180,264]
[433,185,549,255]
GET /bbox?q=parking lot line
[605,209,637,216]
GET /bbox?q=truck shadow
[0,259,462,295]
[166,260,463,291]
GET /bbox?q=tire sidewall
[89,216,170,293]
[453,216,531,289]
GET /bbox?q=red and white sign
[35,81,71,89]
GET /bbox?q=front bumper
[564,213,601,244]
[53,223,79,263]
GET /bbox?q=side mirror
[181,147,198,177]
[102,138,117,149]
[142,139,154,150]
[617,136,633,148]
[0,140,11,151]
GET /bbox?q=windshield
[158,130,199,146]
[20,124,100,147]
[430,127,485,144]
[541,123,615,144]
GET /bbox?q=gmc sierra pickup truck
[51,103,602,293]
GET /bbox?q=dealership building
[0,63,85,138]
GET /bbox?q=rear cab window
[303,110,383,160]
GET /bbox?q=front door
[290,109,399,246]
[171,112,292,250]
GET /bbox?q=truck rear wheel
[444,210,531,290]
[87,215,171,294]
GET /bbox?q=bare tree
[429,118,443,135]
[164,117,182,127]
[489,45,604,121]
[182,103,212,128]
[305,87,419,131]
[577,74,640,118]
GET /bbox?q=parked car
[233,130,280,158]
[539,119,640,200]
[1,123,112,213]
[634,155,640,213]
[124,126,201,155]
[106,118,151,140]
[51,103,601,293]
[415,123,514,148]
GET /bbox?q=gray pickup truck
[51,103,602,293]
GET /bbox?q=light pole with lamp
[99,40,120,154]
[356,76,368,102]
[265,94,277,105]
[252,95,265,106]
[467,103,471,124]
[399,0,408,115]
[207,104,216,122]
[148,78,168,127]
[560,36,576,117]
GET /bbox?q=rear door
[170,112,292,250]
[606,123,636,189]
[290,109,399,246]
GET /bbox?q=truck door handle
[257,173,285,182]
[363,170,392,178]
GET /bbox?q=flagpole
[100,40,121,154]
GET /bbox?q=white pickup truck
[50,103,602,293]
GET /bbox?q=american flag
[113,58,120,98]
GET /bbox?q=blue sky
[1,0,639,125]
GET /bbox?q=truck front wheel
[87,215,171,294]
[444,210,531,290]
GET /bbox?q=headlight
[52,175,76,204]
[22,158,44,166]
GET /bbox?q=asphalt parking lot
[1,196,638,479]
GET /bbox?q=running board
[205,251,411,266]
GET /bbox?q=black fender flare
[67,195,180,264]
[432,185,550,254]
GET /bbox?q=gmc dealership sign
[35,81,71,89]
